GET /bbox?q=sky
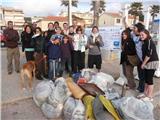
[0,0,160,17]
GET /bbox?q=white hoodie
[73,34,88,52]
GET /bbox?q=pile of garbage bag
[32,69,154,120]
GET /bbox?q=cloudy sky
[0,0,159,16]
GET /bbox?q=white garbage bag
[71,99,85,120]
[89,72,115,92]
[63,97,77,120]
[63,97,85,120]
[81,68,96,82]
[33,80,55,107]
[41,102,63,119]
[112,97,154,120]
[155,68,160,78]
[105,88,120,100]
[48,77,71,106]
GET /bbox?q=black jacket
[31,35,45,53]
[142,39,159,62]
[120,39,137,64]
[21,31,33,52]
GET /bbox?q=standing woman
[21,25,34,61]
[120,29,137,89]
[73,26,88,73]
[31,27,45,80]
[68,25,75,71]
[139,29,159,101]
[87,26,104,72]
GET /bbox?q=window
[0,14,2,20]
[116,18,121,23]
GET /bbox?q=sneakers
[36,75,43,80]
[140,97,153,102]
[8,72,12,75]
[137,93,146,99]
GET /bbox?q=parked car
[0,30,6,47]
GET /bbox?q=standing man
[73,19,78,33]
[32,22,37,34]
[62,23,69,35]
[3,21,20,74]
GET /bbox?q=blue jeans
[48,59,61,80]
[137,62,145,92]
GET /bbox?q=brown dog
[20,61,36,90]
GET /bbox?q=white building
[0,6,25,31]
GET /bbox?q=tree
[128,2,143,24]
[61,0,78,7]
[150,5,160,22]
[61,0,78,25]
[90,0,106,26]
[150,5,160,32]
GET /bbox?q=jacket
[142,39,159,62]
[31,34,45,53]
[73,34,87,52]
[120,39,137,64]
[21,31,34,52]
[3,28,19,48]
[44,30,55,55]
[60,40,73,59]
[47,41,61,60]
[87,34,104,55]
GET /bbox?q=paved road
[1,47,160,120]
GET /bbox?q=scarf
[91,33,99,43]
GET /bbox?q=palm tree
[90,0,106,26]
[61,0,78,7]
[150,5,160,22]
[150,5,160,32]
[61,0,78,25]
[128,2,143,24]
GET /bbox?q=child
[47,27,63,80]
[60,35,73,76]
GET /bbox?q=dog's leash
[36,56,47,64]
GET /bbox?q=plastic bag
[48,77,71,106]
[89,72,114,92]
[63,97,77,120]
[155,68,160,78]
[112,97,154,120]
[41,102,63,119]
[72,72,81,83]
[63,97,85,120]
[81,68,96,82]
[33,80,55,107]
[71,99,85,120]
[105,88,120,100]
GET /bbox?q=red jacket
[3,28,19,48]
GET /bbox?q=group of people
[3,19,159,102]
[4,20,104,81]
[120,22,159,101]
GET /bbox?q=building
[0,6,5,28]
[31,16,44,23]
[98,12,134,27]
[36,16,68,31]
[59,11,93,27]
[0,6,25,31]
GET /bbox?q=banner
[85,27,123,50]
